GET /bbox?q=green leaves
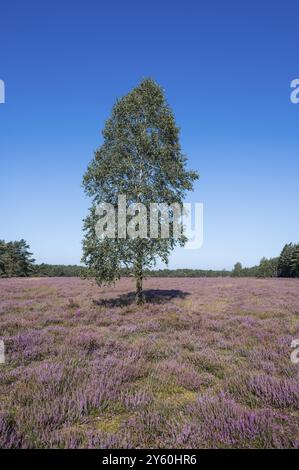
[290,246,299,277]
[82,78,199,296]
[0,239,35,277]
[277,243,299,278]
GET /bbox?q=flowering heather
[0,277,298,448]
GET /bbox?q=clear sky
[0,0,298,270]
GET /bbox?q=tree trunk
[135,249,144,304]
[136,273,143,304]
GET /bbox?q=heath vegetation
[0,277,298,448]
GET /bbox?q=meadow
[0,277,298,448]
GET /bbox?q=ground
[0,277,298,448]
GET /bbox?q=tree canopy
[0,239,35,277]
[82,78,199,302]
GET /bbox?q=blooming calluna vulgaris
[0,277,298,448]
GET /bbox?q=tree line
[1,239,298,279]
[32,264,87,277]
[232,243,299,278]
[144,268,230,278]
[0,240,86,278]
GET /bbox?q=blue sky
[0,0,298,269]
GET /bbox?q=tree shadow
[93,289,190,307]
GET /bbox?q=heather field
[0,277,298,449]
